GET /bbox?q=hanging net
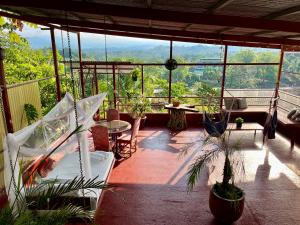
[3,92,107,208]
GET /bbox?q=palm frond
[187,148,220,192]
[25,176,108,209]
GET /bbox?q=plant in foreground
[187,132,244,200]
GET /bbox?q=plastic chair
[117,117,141,157]
[107,109,120,122]
[91,125,115,151]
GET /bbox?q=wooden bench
[227,122,264,137]
[225,107,300,147]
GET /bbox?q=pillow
[237,98,248,109]
[287,109,297,119]
[224,98,239,110]
[291,111,300,121]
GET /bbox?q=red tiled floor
[95,127,300,225]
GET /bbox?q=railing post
[77,32,85,98]
[274,46,284,102]
[141,65,144,96]
[94,65,98,94]
[220,45,228,109]
[112,64,117,108]
[168,40,173,104]
[0,48,13,133]
[50,27,61,102]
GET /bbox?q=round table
[96,120,131,159]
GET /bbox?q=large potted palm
[187,133,245,224]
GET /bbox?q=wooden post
[141,65,144,95]
[50,27,61,102]
[94,65,98,94]
[0,48,13,133]
[274,46,284,101]
[220,45,228,109]
[112,64,117,108]
[168,40,173,104]
[77,32,85,98]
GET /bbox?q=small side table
[165,104,199,131]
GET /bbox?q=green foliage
[130,97,151,118]
[235,117,244,124]
[24,104,38,125]
[0,204,94,225]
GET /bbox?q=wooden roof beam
[263,4,300,20]
[1,10,300,47]
[2,1,300,33]
[206,0,235,13]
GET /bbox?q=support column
[0,48,13,133]
[220,45,228,109]
[94,65,98,94]
[77,32,85,98]
[168,40,173,104]
[112,64,117,108]
[141,65,144,95]
[50,27,61,102]
[274,46,284,101]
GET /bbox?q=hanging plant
[131,68,141,82]
[165,58,178,71]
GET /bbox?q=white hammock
[3,92,106,208]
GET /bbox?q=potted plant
[187,133,245,224]
[172,97,180,107]
[130,97,151,129]
[235,117,244,129]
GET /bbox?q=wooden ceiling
[2,0,300,49]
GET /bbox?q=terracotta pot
[209,186,245,224]
[172,101,180,107]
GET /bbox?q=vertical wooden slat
[0,48,13,133]
[220,45,228,109]
[112,64,117,108]
[274,46,284,101]
[77,32,85,98]
[168,40,173,104]
[50,27,61,102]
[141,65,144,95]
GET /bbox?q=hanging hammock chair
[203,111,229,137]
[202,87,235,137]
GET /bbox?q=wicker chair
[117,117,141,157]
[91,125,115,151]
[107,109,120,122]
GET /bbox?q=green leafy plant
[24,104,38,125]
[130,97,151,118]
[187,133,244,200]
[1,125,109,224]
[235,117,244,125]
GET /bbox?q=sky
[17,25,196,49]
